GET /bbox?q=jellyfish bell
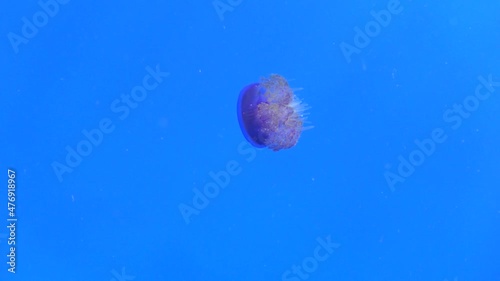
[237,83,267,148]
[236,74,309,151]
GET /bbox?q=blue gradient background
[1,0,499,280]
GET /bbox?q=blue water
[1,0,499,280]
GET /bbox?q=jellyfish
[237,74,309,151]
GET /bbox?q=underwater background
[1,0,499,280]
